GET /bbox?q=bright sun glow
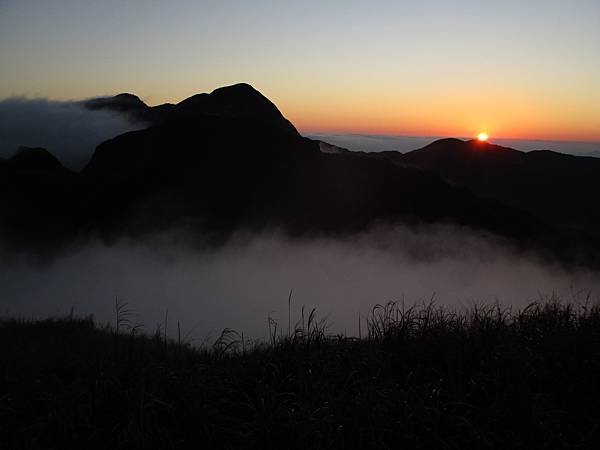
[477,132,489,141]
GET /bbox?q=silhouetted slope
[316,140,351,154]
[385,139,600,236]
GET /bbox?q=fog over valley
[2,227,598,342]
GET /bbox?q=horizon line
[302,131,600,145]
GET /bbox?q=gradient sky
[1,0,599,141]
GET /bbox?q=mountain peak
[82,84,298,135]
[114,92,143,101]
[211,82,257,94]
[84,93,148,113]
[10,146,67,172]
[419,138,521,155]
[175,83,299,136]
[428,138,466,146]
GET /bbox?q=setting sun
[477,132,489,142]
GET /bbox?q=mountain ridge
[83,83,298,135]
[1,84,598,266]
[375,138,600,237]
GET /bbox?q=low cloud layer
[1,226,598,343]
[0,97,144,169]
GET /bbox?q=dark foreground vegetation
[2,300,600,449]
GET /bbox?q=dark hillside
[384,138,600,237]
[2,301,599,449]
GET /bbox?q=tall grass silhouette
[1,296,599,449]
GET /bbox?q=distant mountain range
[307,133,600,157]
[377,139,600,238]
[1,83,599,265]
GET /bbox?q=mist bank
[1,225,598,343]
[0,97,145,169]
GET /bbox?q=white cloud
[0,97,144,169]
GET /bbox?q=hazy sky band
[1,0,599,141]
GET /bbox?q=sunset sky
[1,0,599,141]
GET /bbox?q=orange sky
[1,1,599,142]
[272,82,600,142]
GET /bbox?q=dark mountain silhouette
[82,83,295,133]
[173,83,298,135]
[1,84,597,265]
[81,85,551,242]
[84,93,147,114]
[83,93,174,125]
[8,146,70,173]
[378,138,600,237]
[0,148,84,250]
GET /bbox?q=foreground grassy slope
[1,301,600,449]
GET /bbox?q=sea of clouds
[1,226,598,343]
